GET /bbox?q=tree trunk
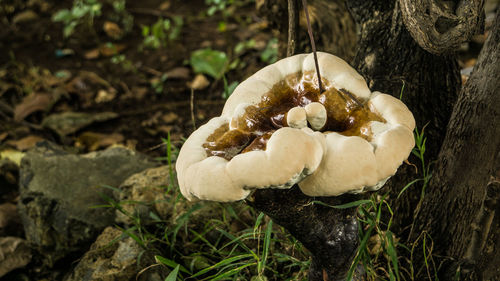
[410,9,500,280]
[257,0,357,61]
[249,187,363,281]
[345,0,461,235]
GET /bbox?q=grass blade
[397,178,423,199]
[216,228,258,260]
[210,262,257,280]
[385,231,400,280]
[258,220,273,274]
[190,254,253,278]
[164,264,180,281]
[311,199,371,209]
[155,255,191,275]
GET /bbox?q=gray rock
[17,141,157,266]
[115,166,174,225]
[65,227,167,281]
[0,237,32,277]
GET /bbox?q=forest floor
[1,0,275,159]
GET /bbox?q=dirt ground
[0,0,274,159]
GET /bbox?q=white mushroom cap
[298,93,415,196]
[286,106,307,129]
[176,52,415,201]
[226,127,324,189]
[176,121,324,201]
[305,102,327,130]
[299,133,378,196]
[176,117,251,201]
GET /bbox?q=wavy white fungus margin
[298,92,415,196]
[176,52,415,201]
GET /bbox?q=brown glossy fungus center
[202,71,385,160]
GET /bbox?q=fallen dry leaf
[14,93,53,121]
[65,71,115,104]
[84,48,100,60]
[120,86,148,100]
[463,58,477,68]
[142,111,162,127]
[189,74,210,90]
[125,139,138,150]
[461,75,469,85]
[6,135,44,151]
[76,132,124,151]
[103,21,123,39]
[95,89,117,103]
[12,10,38,24]
[99,44,126,57]
[161,112,178,123]
[0,133,7,142]
[165,67,190,80]
[157,125,174,134]
[159,1,171,10]
[0,237,32,277]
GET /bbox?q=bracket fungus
[176,52,415,202]
[176,52,415,280]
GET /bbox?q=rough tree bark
[249,188,362,281]
[345,0,463,236]
[257,0,356,61]
[410,9,500,280]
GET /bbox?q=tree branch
[398,0,484,54]
[287,0,299,57]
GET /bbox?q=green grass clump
[100,127,437,280]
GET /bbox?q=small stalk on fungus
[286,106,308,129]
[305,102,327,131]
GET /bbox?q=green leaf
[52,10,71,22]
[224,81,238,98]
[142,25,150,36]
[260,38,278,64]
[165,264,180,281]
[72,5,89,18]
[63,21,78,37]
[190,48,228,79]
